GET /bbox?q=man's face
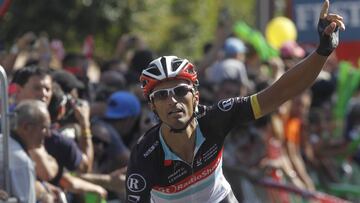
[17,75,52,105]
[150,80,198,129]
[26,111,51,149]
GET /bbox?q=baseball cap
[280,41,305,59]
[51,70,85,93]
[105,91,141,119]
[223,37,247,57]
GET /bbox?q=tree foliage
[1,0,255,60]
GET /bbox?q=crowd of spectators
[1,21,360,203]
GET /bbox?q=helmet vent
[172,60,183,71]
[160,57,168,77]
[147,65,161,76]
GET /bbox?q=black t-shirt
[44,130,82,185]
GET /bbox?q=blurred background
[1,0,360,202]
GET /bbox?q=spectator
[11,65,105,201]
[8,100,50,203]
[91,69,127,118]
[46,83,93,183]
[282,91,315,190]
[11,65,58,182]
[206,37,251,89]
[45,80,107,199]
[279,41,306,71]
[91,91,142,173]
[62,53,93,101]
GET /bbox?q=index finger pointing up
[320,0,330,19]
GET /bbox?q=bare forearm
[29,147,59,181]
[80,173,110,184]
[79,172,125,194]
[79,173,117,192]
[60,173,107,197]
[78,137,94,173]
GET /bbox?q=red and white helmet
[140,56,198,99]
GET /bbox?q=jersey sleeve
[126,143,154,203]
[199,94,261,139]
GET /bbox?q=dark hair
[130,49,155,74]
[48,82,65,122]
[12,65,51,86]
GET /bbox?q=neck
[11,130,29,152]
[161,120,197,163]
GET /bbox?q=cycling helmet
[140,56,198,99]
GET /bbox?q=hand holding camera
[72,98,90,129]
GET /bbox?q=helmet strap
[167,112,196,133]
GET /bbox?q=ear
[19,122,32,134]
[193,91,200,107]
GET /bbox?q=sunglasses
[149,84,193,101]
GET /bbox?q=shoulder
[197,97,256,129]
[9,137,26,157]
[9,138,33,169]
[45,131,82,158]
[91,119,112,137]
[130,124,162,161]
[45,131,77,148]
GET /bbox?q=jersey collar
[159,121,205,162]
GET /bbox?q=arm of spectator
[60,173,107,198]
[73,100,94,173]
[35,180,57,203]
[29,146,59,181]
[79,167,127,194]
[197,19,232,78]
[36,35,52,68]
[2,32,36,74]
[114,34,140,59]
[285,141,315,191]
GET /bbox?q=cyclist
[126,1,345,202]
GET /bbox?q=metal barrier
[0,65,10,193]
[256,178,351,203]
[224,165,352,202]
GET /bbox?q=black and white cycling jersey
[126,95,261,203]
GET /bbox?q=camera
[60,94,83,125]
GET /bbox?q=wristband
[316,18,339,56]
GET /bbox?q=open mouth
[168,108,184,115]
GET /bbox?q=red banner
[336,42,360,67]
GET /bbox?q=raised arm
[256,0,345,117]
[73,100,94,173]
